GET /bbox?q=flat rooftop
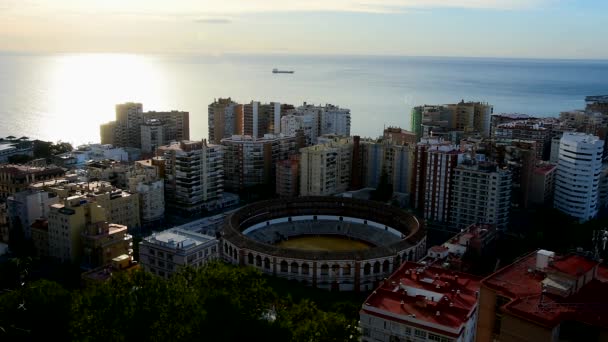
[361,262,481,337]
[144,228,216,251]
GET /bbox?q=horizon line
[1,50,607,62]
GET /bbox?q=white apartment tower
[300,138,353,196]
[554,132,604,222]
[158,140,223,213]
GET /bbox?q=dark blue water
[0,53,606,145]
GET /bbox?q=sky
[1,0,607,59]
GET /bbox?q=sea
[0,53,607,146]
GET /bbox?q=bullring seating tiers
[245,220,402,247]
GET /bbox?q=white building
[299,138,353,196]
[554,132,604,222]
[140,119,165,154]
[7,189,59,239]
[139,228,219,278]
[127,160,165,226]
[320,104,351,137]
[280,112,319,146]
[158,140,223,213]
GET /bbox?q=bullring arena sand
[276,236,372,251]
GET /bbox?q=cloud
[194,18,232,24]
[5,0,552,17]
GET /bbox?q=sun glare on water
[41,53,168,146]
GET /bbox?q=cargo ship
[272,68,294,74]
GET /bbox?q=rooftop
[492,113,534,120]
[361,262,481,337]
[144,228,216,251]
[533,163,557,175]
[481,250,608,328]
[561,132,603,144]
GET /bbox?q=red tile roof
[361,262,481,337]
[481,250,608,328]
[548,254,596,277]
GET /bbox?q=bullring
[221,197,426,291]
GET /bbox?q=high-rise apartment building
[221,134,298,193]
[412,102,493,140]
[412,105,453,140]
[158,140,223,214]
[411,138,464,224]
[494,140,537,209]
[100,102,144,147]
[242,101,282,139]
[529,163,557,207]
[554,132,604,222]
[276,155,300,197]
[450,160,511,230]
[494,120,553,160]
[447,101,493,137]
[300,137,353,196]
[144,110,190,143]
[101,103,189,148]
[358,140,415,194]
[208,98,242,143]
[281,112,319,146]
[140,119,165,154]
[319,104,351,137]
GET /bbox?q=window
[414,330,426,339]
[428,333,442,341]
[320,264,329,276]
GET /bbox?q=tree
[371,170,393,202]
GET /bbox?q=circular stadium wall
[221,197,426,291]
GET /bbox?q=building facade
[0,164,65,200]
[139,228,219,278]
[208,98,241,143]
[300,138,353,196]
[553,132,604,222]
[477,250,608,342]
[411,138,464,224]
[144,110,190,143]
[100,103,189,149]
[360,262,482,342]
[81,221,132,269]
[48,196,107,263]
[221,134,298,193]
[158,140,223,214]
[7,189,59,239]
[276,154,300,197]
[447,101,493,137]
[450,161,511,230]
[140,119,165,154]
